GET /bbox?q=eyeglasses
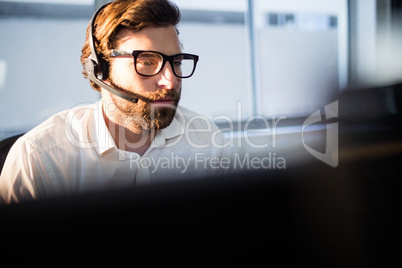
[110,49,199,78]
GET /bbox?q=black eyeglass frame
[110,49,199,79]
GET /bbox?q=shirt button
[140,158,152,168]
[125,152,140,160]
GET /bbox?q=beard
[108,78,181,133]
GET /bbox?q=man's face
[107,26,182,132]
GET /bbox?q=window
[0,0,98,139]
[177,0,348,123]
[176,0,253,121]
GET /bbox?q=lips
[150,99,177,108]
[137,88,181,104]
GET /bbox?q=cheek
[111,61,151,91]
[111,61,133,81]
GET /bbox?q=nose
[157,62,179,89]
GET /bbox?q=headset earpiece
[84,58,97,78]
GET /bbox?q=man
[0,0,228,203]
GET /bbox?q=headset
[84,2,139,103]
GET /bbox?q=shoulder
[14,102,96,153]
[0,103,97,203]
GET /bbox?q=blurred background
[0,0,401,140]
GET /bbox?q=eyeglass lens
[136,52,195,78]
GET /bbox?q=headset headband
[84,2,139,103]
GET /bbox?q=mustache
[143,88,180,102]
[109,80,180,103]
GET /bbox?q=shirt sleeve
[0,137,41,204]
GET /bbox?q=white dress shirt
[0,100,228,203]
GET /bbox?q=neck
[102,107,156,156]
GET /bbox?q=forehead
[114,26,181,54]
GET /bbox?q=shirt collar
[151,111,184,147]
[89,100,185,156]
[92,100,118,156]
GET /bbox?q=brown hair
[80,0,181,91]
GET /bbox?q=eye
[173,61,182,67]
[173,57,183,67]
[138,58,158,66]
[137,53,161,67]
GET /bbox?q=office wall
[0,0,348,139]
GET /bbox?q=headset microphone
[84,61,139,103]
[84,2,138,103]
